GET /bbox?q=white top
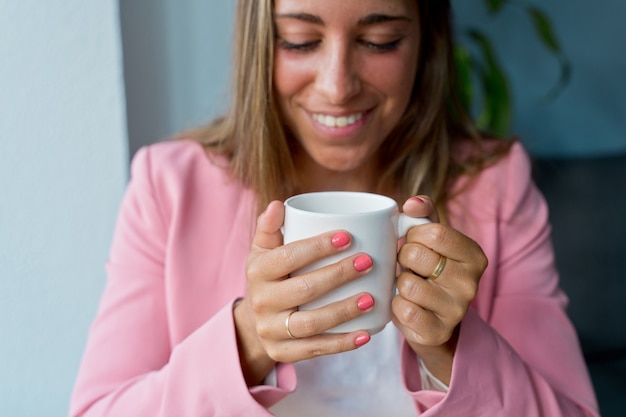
[268,323,448,416]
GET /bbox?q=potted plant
[453,0,571,137]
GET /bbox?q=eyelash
[277,38,403,53]
[278,39,319,52]
[362,39,402,51]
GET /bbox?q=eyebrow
[274,13,412,26]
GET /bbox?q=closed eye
[360,38,403,52]
[276,37,404,53]
[277,38,320,52]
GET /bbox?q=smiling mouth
[312,112,364,128]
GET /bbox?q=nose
[315,41,361,105]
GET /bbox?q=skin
[233,0,487,388]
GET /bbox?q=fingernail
[353,254,373,272]
[410,196,426,204]
[331,231,351,248]
[355,333,371,347]
[357,294,375,311]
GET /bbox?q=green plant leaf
[527,7,561,53]
[542,56,572,103]
[526,6,571,101]
[467,29,512,137]
[485,0,508,14]
[453,45,474,115]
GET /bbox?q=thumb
[253,200,285,250]
[402,195,439,223]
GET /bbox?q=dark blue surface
[534,153,626,416]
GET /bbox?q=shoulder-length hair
[181,0,512,214]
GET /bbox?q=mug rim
[284,191,397,216]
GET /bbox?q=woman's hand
[234,201,374,386]
[392,196,488,385]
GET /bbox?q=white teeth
[313,112,363,128]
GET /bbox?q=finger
[266,292,375,340]
[250,230,354,283]
[253,201,285,251]
[395,271,467,320]
[267,331,371,363]
[402,195,439,223]
[398,242,453,280]
[253,251,372,312]
[391,296,451,346]
[276,252,373,308]
[398,241,480,302]
[404,223,484,267]
[396,270,450,311]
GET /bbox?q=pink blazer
[70,140,599,416]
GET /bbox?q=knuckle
[337,301,358,323]
[312,236,330,255]
[478,251,489,272]
[248,293,266,315]
[307,340,329,358]
[265,345,281,362]
[293,275,316,298]
[394,297,421,325]
[424,224,448,247]
[337,258,358,283]
[448,302,467,323]
[469,243,489,274]
[255,320,273,339]
[396,273,422,301]
[457,275,479,302]
[246,261,263,281]
[398,244,425,268]
[277,246,300,270]
[250,299,264,315]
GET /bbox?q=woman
[70,0,599,415]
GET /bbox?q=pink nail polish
[410,196,426,204]
[355,334,371,347]
[357,294,375,311]
[331,231,351,248]
[353,254,373,272]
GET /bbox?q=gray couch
[533,153,626,417]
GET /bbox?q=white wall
[120,0,236,158]
[0,1,128,416]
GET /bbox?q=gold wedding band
[428,255,447,280]
[285,310,297,339]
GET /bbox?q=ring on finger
[428,255,447,280]
[285,310,298,339]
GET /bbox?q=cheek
[370,54,417,104]
[273,51,314,101]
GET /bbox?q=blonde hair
[181,0,512,214]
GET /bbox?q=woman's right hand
[234,200,375,386]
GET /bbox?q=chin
[313,153,373,173]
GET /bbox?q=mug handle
[397,213,431,237]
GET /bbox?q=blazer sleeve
[69,146,294,417]
[401,143,600,416]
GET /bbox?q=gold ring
[285,310,297,339]
[428,255,447,280]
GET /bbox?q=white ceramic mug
[283,191,430,334]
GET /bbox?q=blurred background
[1,1,624,416]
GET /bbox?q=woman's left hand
[392,196,488,385]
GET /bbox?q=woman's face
[273,0,420,183]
